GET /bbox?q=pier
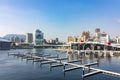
[8,51,120,79]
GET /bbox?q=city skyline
[0,0,120,42]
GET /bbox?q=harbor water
[0,49,120,80]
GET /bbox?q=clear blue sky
[0,0,120,42]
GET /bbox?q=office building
[68,36,78,43]
[100,32,110,44]
[81,31,90,42]
[0,38,11,50]
[94,28,100,33]
[35,29,44,45]
[116,36,120,43]
[94,28,101,42]
[26,33,33,43]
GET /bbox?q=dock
[82,71,102,78]
[64,67,82,72]
[8,52,120,79]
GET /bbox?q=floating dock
[8,52,120,79]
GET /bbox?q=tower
[35,29,44,45]
[26,33,33,43]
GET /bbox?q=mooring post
[50,63,52,71]
[82,77,85,80]
[63,64,66,77]
[57,54,59,58]
[88,65,90,73]
[82,66,85,80]
[63,64,66,70]
[97,59,99,67]
[59,59,62,64]
[82,66,85,75]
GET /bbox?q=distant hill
[3,34,26,41]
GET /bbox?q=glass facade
[35,29,44,45]
[0,41,11,50]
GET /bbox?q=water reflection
[67,52,79,61]
[67,51,114,64]
[0,49,120,80]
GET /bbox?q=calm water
[0,49,120,80]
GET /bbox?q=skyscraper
[94,28,100,33]
[26,33,33,43]
[35,29,44,45]
[94,28,101,42]
[81,31,90,42]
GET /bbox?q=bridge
[34,42,120,51]
[70,42,120,51]
[34,44,70,48]
[33,42,120,57]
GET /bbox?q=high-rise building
[81,31,90,42]
[94,28,101,42]
[55,38,59,42]
[94,28,100,33]
[68,36,78,43]
[100,32,110,44]
[55,38,59,44]
[26,33,33,43]
[35,29,44,45]
[116,36,120,43]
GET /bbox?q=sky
[0,0,120,42]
